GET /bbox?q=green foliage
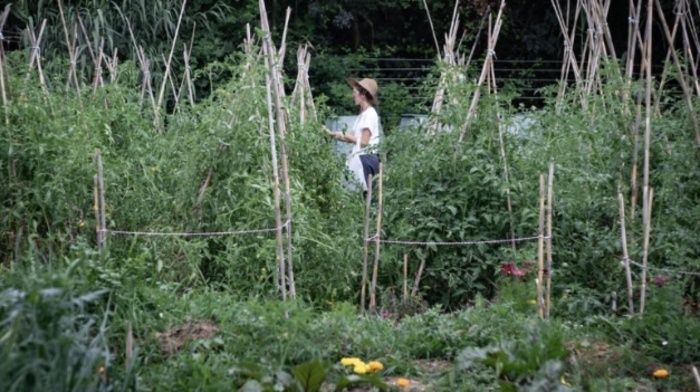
[0,262,113,392]
[457,321,569,391]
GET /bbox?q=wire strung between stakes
[100,219,290,238]
[365,234,547,247]
[626,258,700,277]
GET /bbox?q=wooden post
[95,149,106,250]
[0,4,9,125]
[402,253,409,304]
[639,186,654,314]
[57,0,81,95]
[369,163,384,314]
[156,0,188,118]
[618,192,635,314]
[457,0,506,144]
[361,175,373,311]
[545,163,554,318]
[264,73,286,301]
[691,365,700,390]
[537,174,546,319]
[655,0,700,144]
[412,256,426,298]
[639,0,653,313]
[260,0,295,297]
[125,322,134,370]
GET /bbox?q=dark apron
[359,154,380,187]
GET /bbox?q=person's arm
[329,129,371,145]
[330,128,372,147]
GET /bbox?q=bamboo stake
[57,0,81,95]
[26,20,48,94]
[488,51,515,250]
[639,186,653,314]
[537,174,546,319]
[265,72,287,301]
[640,0,653,255]
[0,4,10,125]
[655,0,700,144]
[618,192,635,314]
[545,163,555,318]
[652,4,681,114]
[369,163,384,314]
[679,1,700,97]
[402,253,409,304]
[361,174,373,311]
[125,322,134,370]
[411,257,426,297]
[691,365,700,390]
[95,149,106,250]
[422,0,442,57]
[260,0,295,297]
[156,0,188,127]
[457,0,506,144]
[92,38,105,93]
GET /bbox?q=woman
[328,78,381,191]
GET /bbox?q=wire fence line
[365,234,548,247]
[99,219,290,238]
[626,258,700,277]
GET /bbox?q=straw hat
[347,78,378,106]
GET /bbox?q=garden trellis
[2,0,699,318]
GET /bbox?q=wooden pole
[639,0,653,313]
[422,0,442,57]
[412,257,426,298]
[95,149,106,251]
[457,0,506,144]
[655,0,700,144]
[545,163,555,318]
[156,0,188,115]
[691,365,700,390]
[0,4,9,125]
[618,192,635,314]
[369,163,384,314]
[57,0,81,95]
[537,174,546,319]
[361,174,373,311]
[260,0,295,297]
[402,253,409,304]
[264,73,287,301]
[639,186,654,314]
[0,43,7,126]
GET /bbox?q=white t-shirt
[346,107,380,190]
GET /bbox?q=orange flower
[367,360,384,373]
[396,377,410,388]
[653,368,669,378]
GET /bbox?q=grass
[2,258,698,391]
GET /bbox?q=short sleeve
[356,108,379,137]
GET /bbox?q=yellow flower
[396,378,411,388]
[653,368,669,378]
[340,357,362,367]
[353,362,368,374]
[367,360,384,372]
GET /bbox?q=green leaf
[335,374,387,392]
[292,360,328,392]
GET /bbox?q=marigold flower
[367,360,384,372]
[396,377,411,387]
[340,357,362,366]
[353,362,368,374]
[653,368,669,378]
